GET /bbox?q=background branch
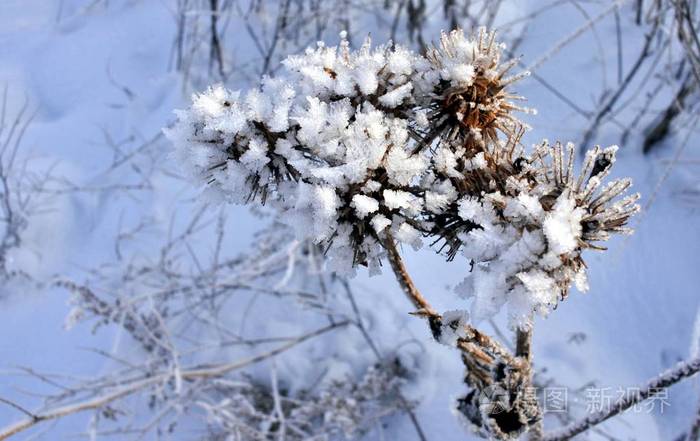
[544,356,700,441]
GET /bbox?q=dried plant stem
[529,421,545,441]
[383,232,542,439]
[383,232,511,355]
[382,232,520,362]
[516,327,533,360]
[382,231,438,317]
[0,377,159,441]
[544,356,700,441]
[517,327,543,441]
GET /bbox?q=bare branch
[0,321,348,441]
[544,356,700,441]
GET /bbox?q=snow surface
[0,1,699,440]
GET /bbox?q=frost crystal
[167,29,639,326]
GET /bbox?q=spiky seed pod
[283,102,428,273]
[532,142,640,251]
[418,28,532,153]
[414,28,533,260]
[168,28,639,288]
[166,80,301,204]
[283,34,420,115]
[450,140,640,327]
[424,129,528,260]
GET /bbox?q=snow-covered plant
[168,27,637,327]
[167,78,298,204]
[166,28,640,440]
[419,28,530,146]
[453,141,640,328]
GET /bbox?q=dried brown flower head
[420,29,532,151]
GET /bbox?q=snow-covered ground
[1,1,699,440]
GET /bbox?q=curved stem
[382,233,544,439]
[381,232,514,363]
[382,231,438,317]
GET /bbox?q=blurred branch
[208,0,225,78]
[525,0,626,73]
[544,356,700,441]
[0,320,348,441]
[580,7,662,148]
[643,71,696,153]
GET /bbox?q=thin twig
[526,0,626,73]
[0,321,348,441]
[338,278,429,441]
[0,397,36,419]
[208,0,225,78]
[580,11,661,148]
